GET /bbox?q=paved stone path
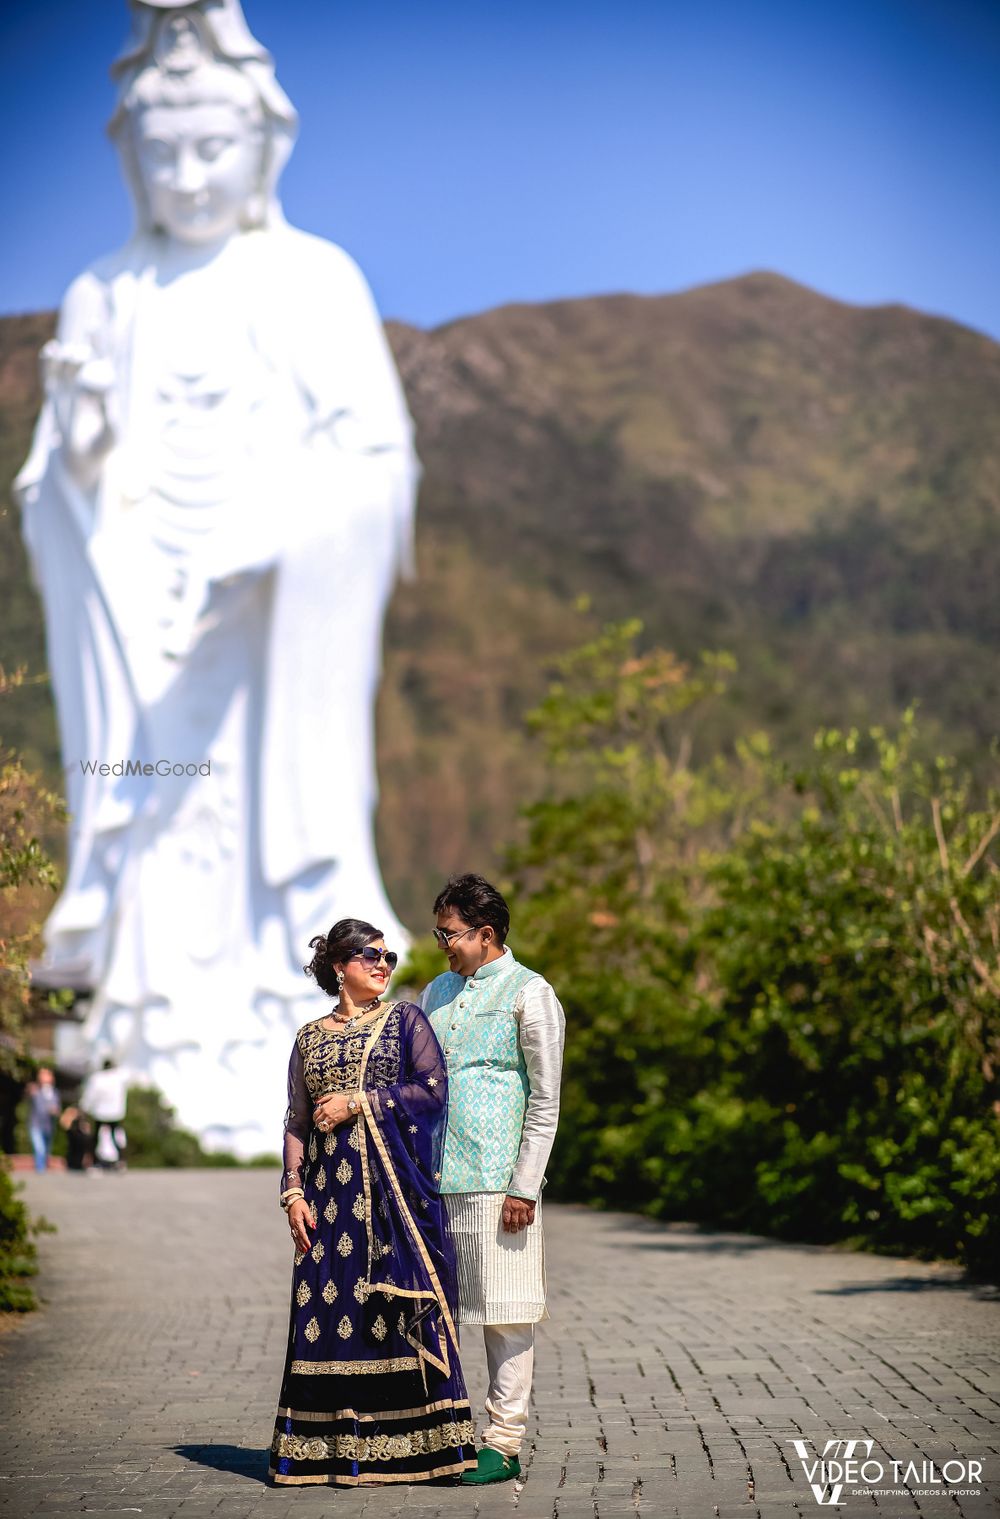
[1,1173,998,1519]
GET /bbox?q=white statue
[15,0,418,1155]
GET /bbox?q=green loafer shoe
[461,1447,521,1484]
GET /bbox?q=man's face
[434,908,492,979]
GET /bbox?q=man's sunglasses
[432,926,476,949]
[350,947,399,970]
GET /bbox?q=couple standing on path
[269,873,566,1489]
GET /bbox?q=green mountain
[2,274,998,927]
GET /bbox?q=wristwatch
[347,1096,360,1115]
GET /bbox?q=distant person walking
[80,1059,129,1171]
[26,1067,61,1173]
[59,1106,93,1171]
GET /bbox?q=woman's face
[337,940,394,1004]
[134,99,263,245]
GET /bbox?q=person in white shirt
[80,1059,129,1170]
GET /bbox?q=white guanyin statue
[15,0,418,1155]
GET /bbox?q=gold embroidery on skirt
[336,1159,353,1185]
[289,1353,419,1375]
[372,1314,388,1341]
[337,1315,352,1339]
[311,1240,325,1263]
[272,1419,476,1463]
[304,1317,320,1343]
[354,1279,369,1303]
[323,1197,337,1224]
[336,1232,353,1257]
[314,1165,327,1191]
[275,1396,472,1424]
[322,1279,338,1303]
[351,1194,365,1220]
[296,1280,311,1307]
[324,1131,337,1155]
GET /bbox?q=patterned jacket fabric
[421,949,565,1198]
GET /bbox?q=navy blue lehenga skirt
[269,1004,477,1486]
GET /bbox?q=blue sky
[2,0,999,336]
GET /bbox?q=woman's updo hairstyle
[304,918,383,997]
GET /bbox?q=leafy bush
[123,1086,242,1168]
[0,669,67,1309]
[690,720,1000,1270]
[0,668,67,1076]
[509,622,1000,1276]
[0,1159,38,1311]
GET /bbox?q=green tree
[123,1086,241,1168]
[506,624,1000,1275]
[0,667,67,1073]
[0,666,67,1311]
[506,621,741,1201]
[693,719,1000,1269]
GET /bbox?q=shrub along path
[1,1171,998,1518]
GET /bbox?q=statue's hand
[41,340,116,489]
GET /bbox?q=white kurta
[421,955,565,1325]
[445,1192,548,1326]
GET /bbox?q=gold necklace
[331,997,381,1033]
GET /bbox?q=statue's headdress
[108,0,299,234]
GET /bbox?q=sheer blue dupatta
[356,1002,462,1390]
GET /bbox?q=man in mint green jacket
[420,874,565,1486]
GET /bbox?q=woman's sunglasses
[350,947,398,971]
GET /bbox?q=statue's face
[134,100,263,245]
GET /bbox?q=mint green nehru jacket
[423,951,545,1195]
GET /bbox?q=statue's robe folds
[16,226,418,1153]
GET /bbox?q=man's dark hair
[433,874,510,945]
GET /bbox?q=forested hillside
[1,273,998,925]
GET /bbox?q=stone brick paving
[1,1172,998,1519]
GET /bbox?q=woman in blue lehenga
[269,919,477,1487]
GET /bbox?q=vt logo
[790,1438,877,1505]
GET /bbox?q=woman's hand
[287,1198,313,1252]
[312,1092,354,1132]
